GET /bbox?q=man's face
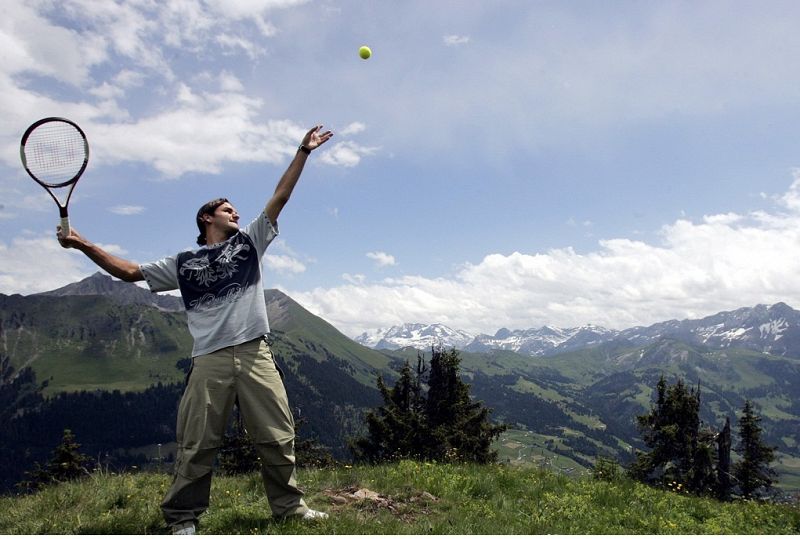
[206,202,240,237]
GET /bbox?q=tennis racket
[20,117,90,237]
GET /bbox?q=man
[57,125,334,535]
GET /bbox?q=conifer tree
[689,425,718,495]
[351,358,428,462]
[425,346,506,463]
[631,376,718,495]
[733,400,776,499]
[19,428,90,491]
[48,428,90,481]
[352,347,506,464]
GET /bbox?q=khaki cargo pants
[161,336,308,527]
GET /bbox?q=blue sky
[4,1,800,337]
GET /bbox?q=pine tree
[631,376,718,495]
[689,425,718,495]
[352,347,506,464]
[351,358,428,462]
[18,428,90,491]
[733,400,776,499]
[425,346,506,463]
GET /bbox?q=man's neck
[205,229,233,246]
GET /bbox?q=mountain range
[34,272,184,312]
[2,272,799,494]
[356,302,800,359]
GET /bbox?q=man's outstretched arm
[266,125,333,224]
[57,227,144,282]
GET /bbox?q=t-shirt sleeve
[139,255,179,292]
[242,208,279,258]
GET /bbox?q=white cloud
[342,273,366,285]
[319,141,379,168]
[290,180,800,337]
[1,72,359,178]
[96,242,128,256]
[109,205,145,216]
[0,233,91,294]
[0,1,373,178]
[366,251,397,268]
[218,71,245,93]
[779,169,800,211]
[205,0,308,19]
[0,2,107,86]
[339,122,366,136]
[443,35,470,46]
[86,96,304,177]
[265,253,306,274]
[0,186,53,216]
[216,34,265,59]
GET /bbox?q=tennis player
[57,125,333,535]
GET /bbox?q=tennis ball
[359,45,372,60]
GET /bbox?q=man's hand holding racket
[56,225,85,249]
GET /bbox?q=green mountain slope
[0,293,191,393]
[466,339,800,490]
[265,290,393,386]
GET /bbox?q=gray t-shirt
[140,210,278,357]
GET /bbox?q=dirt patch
[323,486,439,522]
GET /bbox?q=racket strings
[23,123,87,187]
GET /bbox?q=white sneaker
[172,522,196,535]
[301,508,329,520]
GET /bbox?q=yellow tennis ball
[359,45,372,60]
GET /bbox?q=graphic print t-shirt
[139,210,278,357]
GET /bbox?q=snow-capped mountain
[356,322,617,355]
[464,325,618,356]
[618,302,800,356]
[354,303,800,358]
[354,323,475,350]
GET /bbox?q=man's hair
[195,197,229,246]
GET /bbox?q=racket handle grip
[60,216,71,238]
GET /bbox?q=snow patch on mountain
[354,323,474,350]
[759,319,788,340]
[354,303,800,358]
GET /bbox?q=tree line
[629,376,776,500]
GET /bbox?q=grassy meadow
[0,460,798,535]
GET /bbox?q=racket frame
[19,117,90,236]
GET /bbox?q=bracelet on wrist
[298,145,311,155]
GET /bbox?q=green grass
[775,454,800,491]
[495,430,589,474]
[1,461,798,535]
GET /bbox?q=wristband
[298,145,311,155]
